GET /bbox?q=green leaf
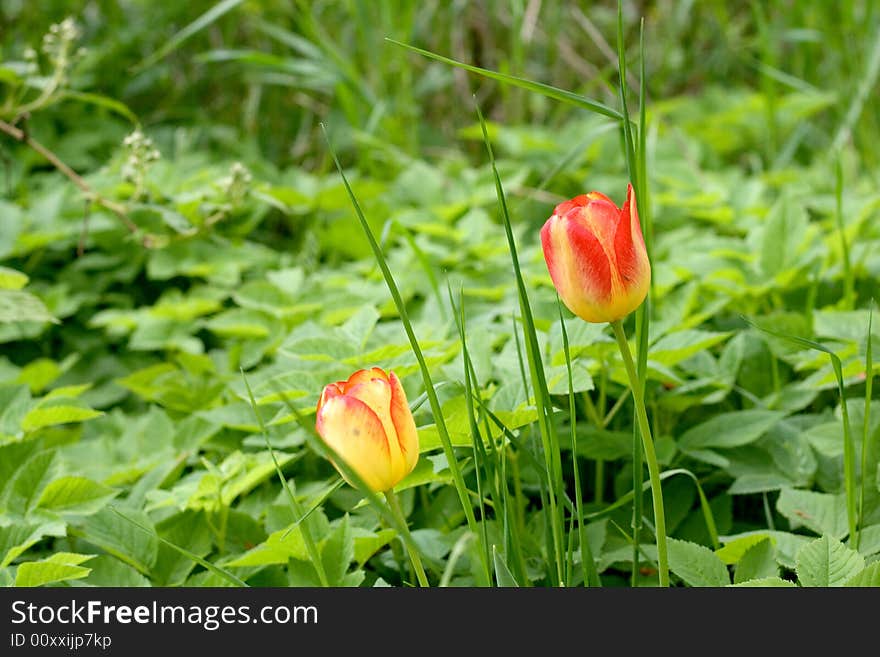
[205,309,273,339]
[716,534,772,565]
[649,330,731,367]
[0,521,66,568]
[226,523,309,567]
[667,537,730,587]
[14,552,95,587]
[58,91,138,123]
[844,561,880,586]
[0,386,31,436]
[75,507,158,575]
[1,450,57,515]
[759,196,808,278]
[679,410,783,450]
[728,577,797,587]
[321,515,355,586]
[795,535,865,586]
[777,488,849,539]
[153,511,213,586]
[353,528,395,567]
[37,476,118,515]
[21,405,104,432]
[0,290,57,324]
[734,537,778,583]
[81,555,151,587]
[15,359,62,393]
[0,266,28,290]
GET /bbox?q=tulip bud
[541,184,650,323]
[316,367,419,492]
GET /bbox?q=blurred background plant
[2,0,878,169]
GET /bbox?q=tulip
[542,183,668,586]
[540,183,650,323]
[316,367,419,492]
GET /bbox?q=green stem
[385,489,429,588]
[611,319,669,587]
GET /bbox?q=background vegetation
[1,0,878,587]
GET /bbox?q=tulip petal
[542,213,613,322]
[343,367,389,391]
[317,382,343,415]
[553,191,614,218]
[614,183,648,287]
[316,394,395,492]
[564,214,614,300]
[579,197,622,249]
[346,378,397,449]
[388,372,419,474]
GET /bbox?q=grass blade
[859,306,874,549]
[132,0,246,72]
[240,369,328,586]
[387,39,623,121]
[745,317,858,542]
[835,158,854,309]
[559,302,600,587]
[475,100,566,586]
[447,284,492,583]
[109,506,247,587]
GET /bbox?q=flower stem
[385,489,429,588]
[610,319,669,587]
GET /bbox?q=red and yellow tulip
[540,183,650,323]
[316,367,419,492]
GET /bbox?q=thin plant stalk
[610,320,669,587]
[560,303,601,587]
[858,308,873,548]
[385,489,429,587]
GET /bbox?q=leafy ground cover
[1,1,879,587]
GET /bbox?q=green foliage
[1,1,879,588]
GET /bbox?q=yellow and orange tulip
[540,183,650,323]
[316,367,419,492]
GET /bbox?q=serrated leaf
[81,555,151,587]
[0,521,67,568]
[795,535,865,586]
[226,523,308,567]
[14,552,95,587]
[678,410,783,450]
[777,488,849,539]
[21,405,104,432]
[844,561,880,586]
[321,515,355,586]
[353,528,395,567]
[153,511,213,586]
[37,477,118,514]
[734,537,778,583]
[728,577,797,587]
[1,450,57,515]
[716,534,772,565]
[76,507,158,575]
[667,537,730,587]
